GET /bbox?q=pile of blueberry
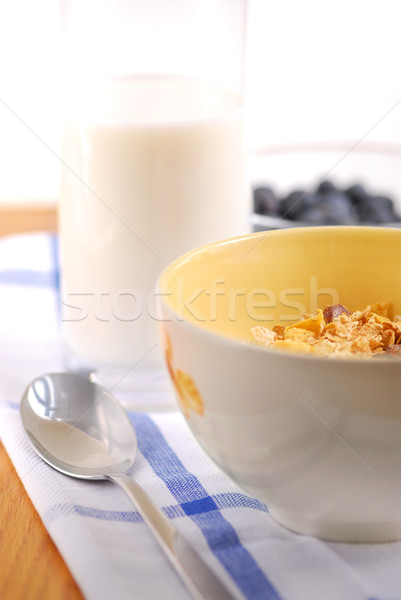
[253,180,401,226]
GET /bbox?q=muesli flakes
[251,302,401,358]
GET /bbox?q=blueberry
[280,190,319,220]
[372,195,396,213]
[253,187,279,215]
[356,196,397,223]
[345,185,400,222]
[298,192,355,225]
[254,179,400,226]
[345,184,369,205]
[317,180,337,194]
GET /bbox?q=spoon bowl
[21,372,136,478]
[21,372,234,600]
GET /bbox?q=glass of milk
[59,0,249,409]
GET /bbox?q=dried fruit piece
[323,303,351,323]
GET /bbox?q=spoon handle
[109,474,236,600]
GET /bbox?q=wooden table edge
[0,441,84,600]
[0,205,83,599]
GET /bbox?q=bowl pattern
[157,227,401,542]
[163,330,204,418]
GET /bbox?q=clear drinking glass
[58,0,249,409]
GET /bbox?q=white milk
[59,75,248,371]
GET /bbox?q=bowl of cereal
[157,226,401,542]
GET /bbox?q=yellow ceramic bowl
[157,227,401,542]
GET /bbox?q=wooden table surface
[0,205,83,598]
[0,442,83,600]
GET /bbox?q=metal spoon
[20,372,235,600]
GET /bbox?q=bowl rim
[156,226,401,367]
[158,294,401,369]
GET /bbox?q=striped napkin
[1,233,401,600]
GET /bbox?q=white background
[0,0,400,203]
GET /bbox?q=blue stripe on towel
[163,492,268,520]
[48,234,61,323]
[0,234,60,291]
[44,493,267,526]
[74,505,142,523]
[0,269,58,287]
[48,234,60,291]
[130,413,281,600]
[45,503,143,524]
[214,491,268,513]
[43,490,268,525]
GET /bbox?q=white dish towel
[0,233,401,600]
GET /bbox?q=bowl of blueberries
[250,142,401,230]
